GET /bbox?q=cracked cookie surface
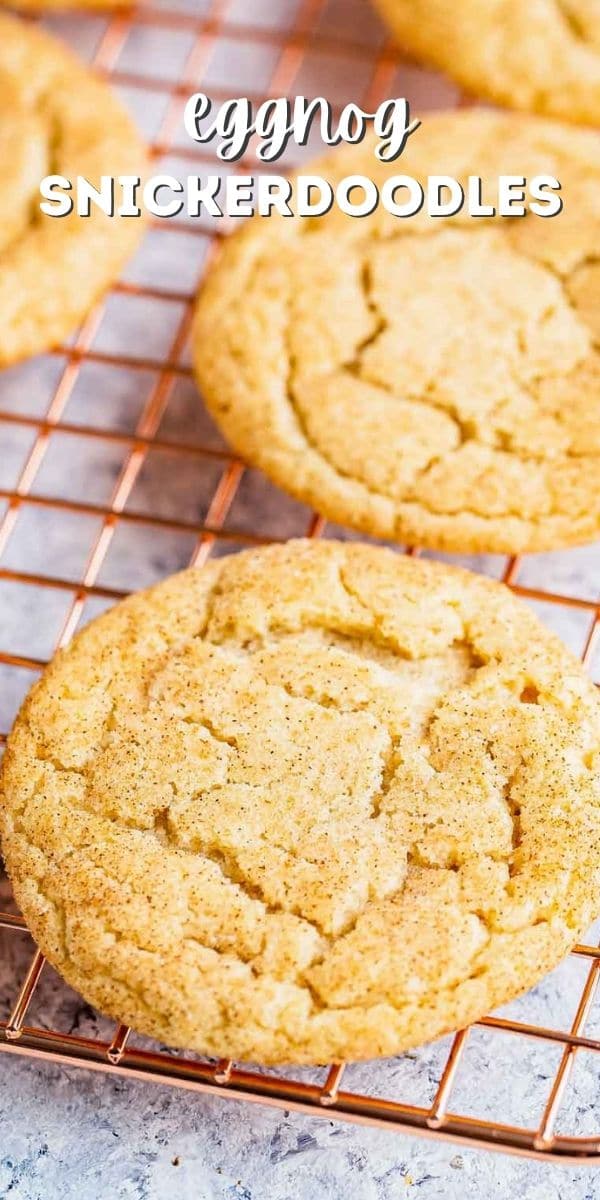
[373,0,600,126]
[0,13,146,365]
[2,539,600,1063]
[193,110,600,553]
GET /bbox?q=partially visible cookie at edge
[0,13,147,365]
[372,0,600,128]
[193,109,600,553]
[2,539,599,1064]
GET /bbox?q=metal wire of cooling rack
[1,0,600,1166]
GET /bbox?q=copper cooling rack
[1,0,600,1165]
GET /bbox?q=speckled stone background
[1,1,600,1196]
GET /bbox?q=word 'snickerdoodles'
[40,170,562,221]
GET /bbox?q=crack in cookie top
[2,541,599,1063]
[372,0,600,127]
[194,110,600,554]
[0,14,146,365]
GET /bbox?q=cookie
[0,14,146,366]
[372,0,600,127]
[2,539,599,1064]
[193,110,600,554]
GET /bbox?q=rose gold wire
[5,949,45,1041]
[427,1028,470,1129]
[50,0,243,651]
[0,306,104,564]
[502,556,521,586]
[0,12,136,1039]
[0,914,26,932]
[581,614,600,669]
[107,1024,131,1066]
[213,1058,234,1085]
[534,954,600,1150]
[0,0,600,1163]
[478,1015,600,1055]
[320,1063,346,1106]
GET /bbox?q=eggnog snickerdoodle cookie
[2,540,599,1064]
[194,110,600,554]
[373,0,600,127]
[0,14,146,365]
